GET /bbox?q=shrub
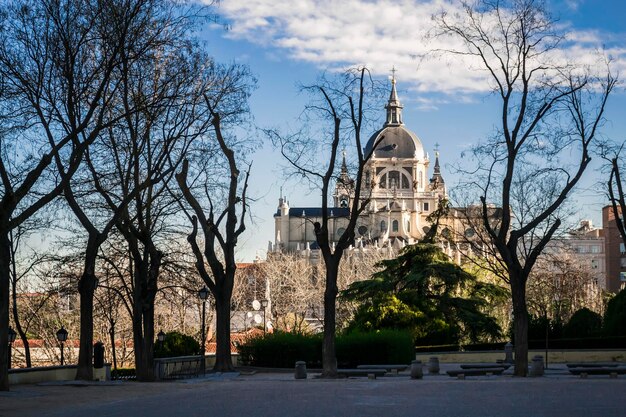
[154,331,200,358]
[336,330,414,367]
[604,288,626,337]
[238,329,414,368]
[237,331,322,368]
[111,368,136,380]
[563,308,602,338]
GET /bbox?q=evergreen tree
[342,242,506,345]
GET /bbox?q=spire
[430,146,445,188]
[385,67,403,126]
[337,149,354,188]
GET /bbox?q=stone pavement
[1,365,625,417]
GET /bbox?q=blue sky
[200,0,626,261]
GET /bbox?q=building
[564,220,607,289]
[603,205,626,292]
[270,76,447,256]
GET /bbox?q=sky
[200,0,626,262]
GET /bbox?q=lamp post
[7,327,16,369]
[56,326,68,366]
[198,286,209,375]
[260,299,268,335]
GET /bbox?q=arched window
[380,174,387,189]
[406,221,411,233]
[402,175,410,189]
[392,220,399,232]
[380,220,387,232]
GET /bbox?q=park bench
[567,367,626,378]
[460,363,511,370]
[566,363,620,368]
[337,369,387,378]
[356,364,409,374]
[446,367,506,379]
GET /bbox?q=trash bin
[94,342,105,369]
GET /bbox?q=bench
[568,367,626,378]
[337,369,387,378]
[566,363,620,368]
[356,364,409,373]
[446,367,506,379]
[460,363,511,370]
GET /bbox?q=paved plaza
[1,367,625,417]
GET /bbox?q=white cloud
[211,0,626,95]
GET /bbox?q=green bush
[111,368,136,380]
[238,331,322,368]
[336,330,414,367]
[238,329,414,368]
[154,331,200,358]
[604,288,626,337]
[563,308,602,338]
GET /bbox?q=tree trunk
[511,275,529,377]
[0,230,11,390]
[141,301,156,381]
[213,295,234,372]
[322,258,339,378]
[131,295,148,380]
[109,323,117,370]
[11,273,31,368]
[75,270,96,380]
[76,232,104,380]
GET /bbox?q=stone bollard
[410,360,423,379]
[530,355,544,377]
[294,361,307,379]
[428,357,440,375]
[504,342,514,364]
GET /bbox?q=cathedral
[270,76,447,257]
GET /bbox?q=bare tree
[606,144,626,256]
[175,63,256,372]
[0,0,149,390]
[273,68,385,377]
[59,1,206,381]
[9,220,53,368]
[436,0,616,375]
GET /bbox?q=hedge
[238,330,414,368]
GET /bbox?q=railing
[154,355,202,380]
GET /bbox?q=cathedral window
[406,221,410,232]
[380,174,387,189]
[401,174,410,189]
[389,171,399,189]
[380,220,386,232]
[392,220,399,232]
[423,202,429,212]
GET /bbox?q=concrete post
[504,342,514,364]
[295,361,307,379]
[410,360,423,379]
[428,357,440,374]
[530,355,544,377]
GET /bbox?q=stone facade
[270,77,447,256]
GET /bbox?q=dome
[364,125,425,159]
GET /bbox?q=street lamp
[260,299,268,335]
[8,327,16,369]
[157,330,166,343]
[198,285,209,375]
[56,326,68,366]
